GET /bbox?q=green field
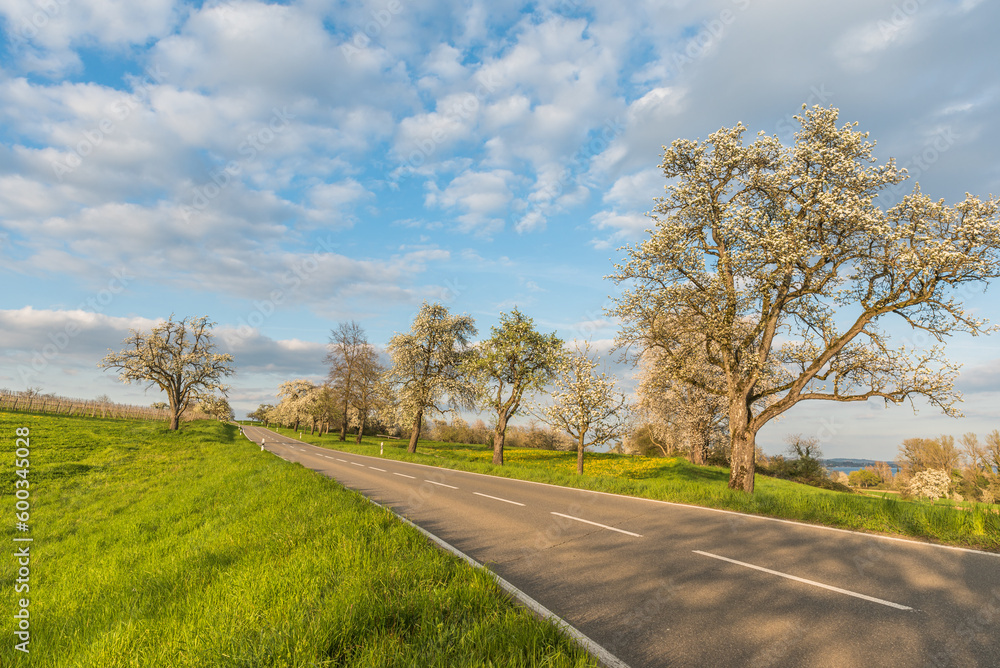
[264,425,1000,552]
[0,412,599,667]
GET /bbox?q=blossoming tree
[610,106,1000,493]
[99,315,234,431]
[536,341,630,474]
[387,302,477,453]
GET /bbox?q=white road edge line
[692,550,913,611]
[425,480,458,489]
[369,467,387,472]
[474,492,526,507]
[358,499,631,668]
[393,472,416,479]
[551,512,643,537]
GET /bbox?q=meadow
[264,425,1000,552]
[0,411,598,667]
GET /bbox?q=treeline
[249,387,578,451]
[810,432,1000,503]
[251,306,629,473]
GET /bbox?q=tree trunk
[690,423,708,466]
[408,409,423,453]
[728,397,755,493]
[577,433,585,475]
[169,411,180,431]
[340,420,347,441]
[492,414,507,465]
[356,416,364,444]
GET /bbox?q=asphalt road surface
[241,426,1000,668]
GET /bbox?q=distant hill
[822,458,898,470]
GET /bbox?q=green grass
[267,426,1000,552]
[0,412,599,668]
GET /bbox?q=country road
[242,426,1000,668]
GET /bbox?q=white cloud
[604,167,663,211]
[308,179,373,210]
[426,169,516,234]
[589,209,650,249]
[1,0,182,75]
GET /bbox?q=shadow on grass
[36,462,97,479]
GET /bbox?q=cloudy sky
[1,0,998,459]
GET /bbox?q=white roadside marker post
[261,438,265,452]
[380,442,384,455]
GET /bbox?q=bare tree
[898,435,961,474]
[464,309,563,466]
[609,106,1000,492]
[960,432,987,472]
[349,345,391,443]
[986,430,1000,477]
[326,321,368,441]
[387,302,477,453]
[99,315,234,430]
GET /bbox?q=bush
[848,469,881,488]
[908,469,951,500]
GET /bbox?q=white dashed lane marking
[474,492,525,507]
[692,551,913,611]
[551,512,642,538]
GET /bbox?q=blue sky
[1,0,998,460]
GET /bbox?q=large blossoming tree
[387,302,478,453]
[99,315,235,431]
[610,106,1000,493]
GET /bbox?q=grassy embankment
[262,425,1000,552]
[0,411,599,668]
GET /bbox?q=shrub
[849,469,881,488]
[908,469,952,500]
